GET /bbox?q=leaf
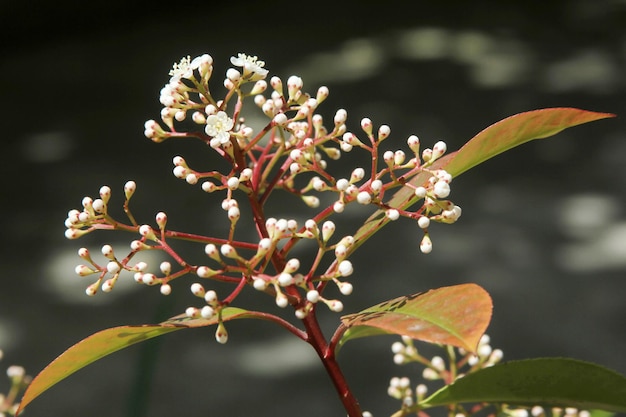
[352,108,615,254]
[442,107,615,178]
[420,358,626,412]
[17,307,251,414]
[338,283,492,353]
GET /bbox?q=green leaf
[352,108,615,254]
[442,107,615,178]
[420,358,626,412]
[17,307,251,414]
[338,283,492,353]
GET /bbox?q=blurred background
[1,1,625,416]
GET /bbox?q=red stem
[302,311,362,417]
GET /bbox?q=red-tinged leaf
[338,284,492,353]
[442,108,615,178]
[352,108,614,253]
[17,307,251,414]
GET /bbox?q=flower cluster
[65,53,462,343]
[0,350,29,417]
[387,335,590,417]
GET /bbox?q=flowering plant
[10,53,626,417]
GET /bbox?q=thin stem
[302,311,362,417]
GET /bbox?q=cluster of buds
[0,350,29,417]
[66,52,464,342]
[387,336,590,417]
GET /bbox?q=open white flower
[205,111,234,144]
[230,53,269,81]
[169,54,212,81]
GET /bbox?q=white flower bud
[156,212,167,229]
[336,178,349,191]
[360,118,373,135]
[284,258,300,273]
[350,167,365,183]
[338,281,353,295]
[394,150,406,166]
[142,273,157,285]
[204,244,221,261]
[328,299,344,312]
[124,181,136,200]
[417,216,430,229]
[278,272,294,286]
[370,179,383,193]
[92,198,105,213]
[307,290,320,303]
[197,266,217,278]
[139,224,156,239]
[201,181,217,193]
[386,209,400,221]
[239,168,253,182]
[201,305,215,319]
[276,292,289,308]
[321,221,335,242]
[106,261,120,274]
[335,244,348,260]
[333,200,345,213]
[226,68,241,82]
[85,283,98,296]
[215,322,228,343]
[101,244,114,259]
[227,177,240,190]
[431,356,445,371]
[159,261,171,275]
[338,260,353,277]
[378,125,391,141]
[356,191,372,205]
[228,206,241,222]
[433,180,451,199]
[186,173,198,184]
[253,278,268,290]
[407,135,420,153]
[391,341,405,354]
[334,108,347,125]
[173,165,187,179]
[75,264,95,276]
[204,290,218,304]
[301,195,320,208]
[414,186,427,198]
[420,234,433,254]
[273,113,288,126]
[220,244,237,258]
[432,141,447,160]
[152,282,168,295]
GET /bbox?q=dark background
[1,1,625,416]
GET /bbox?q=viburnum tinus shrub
[11,53,626,417]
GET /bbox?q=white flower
[230,53,269,81]
[168,55,210,81]
[205,111,234,144]
[169,55,194,80]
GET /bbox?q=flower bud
[321,221,336,242]
[378,125,391,141]
[160,284,172,295]
[360,118,373,135]
[215,322,228,344]
[124,181,136,200]
[338,260,354,277]
[420,234,433,254]
[156,212,167,229]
